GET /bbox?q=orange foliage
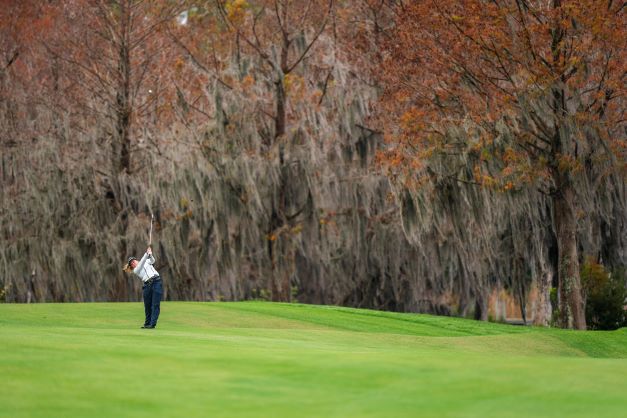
[378,0,626,191]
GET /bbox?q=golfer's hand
[147,247,152,255]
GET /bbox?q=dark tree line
[1,0,624,329]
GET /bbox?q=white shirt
[133,252,159,282]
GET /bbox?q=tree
[214,0,334,300]
[40,0,183,299]
[47,0,182,175]
[379,0,626,328]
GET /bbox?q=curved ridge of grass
[220,302,533,336]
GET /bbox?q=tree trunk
[533,253,552,326]
[473,287,488,321]
[114,0,132,174]
[553,184,586,329]
[269,28,290,301]
[274,77,286,141]
[549,2,585,329]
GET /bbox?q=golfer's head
[127,256,138,269]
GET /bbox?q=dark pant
[143,278,163,327]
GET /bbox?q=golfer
[126,247,162,329]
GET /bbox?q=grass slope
[1,301,626,418]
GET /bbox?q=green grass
[1,302,626,418]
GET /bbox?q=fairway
[1,302,626,418]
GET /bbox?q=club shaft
[149,214,153,246]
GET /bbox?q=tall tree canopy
[379,0,625,329]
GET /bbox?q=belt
[144,275,161,285]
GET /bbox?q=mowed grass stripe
[1,301,626,418]
[219,302,532,336]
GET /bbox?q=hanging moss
[1,38,624,324]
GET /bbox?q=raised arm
[146,246,155,264]
[133,252,150,275]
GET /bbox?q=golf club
[149,213,154,246]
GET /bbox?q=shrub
[581,259,627,330]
